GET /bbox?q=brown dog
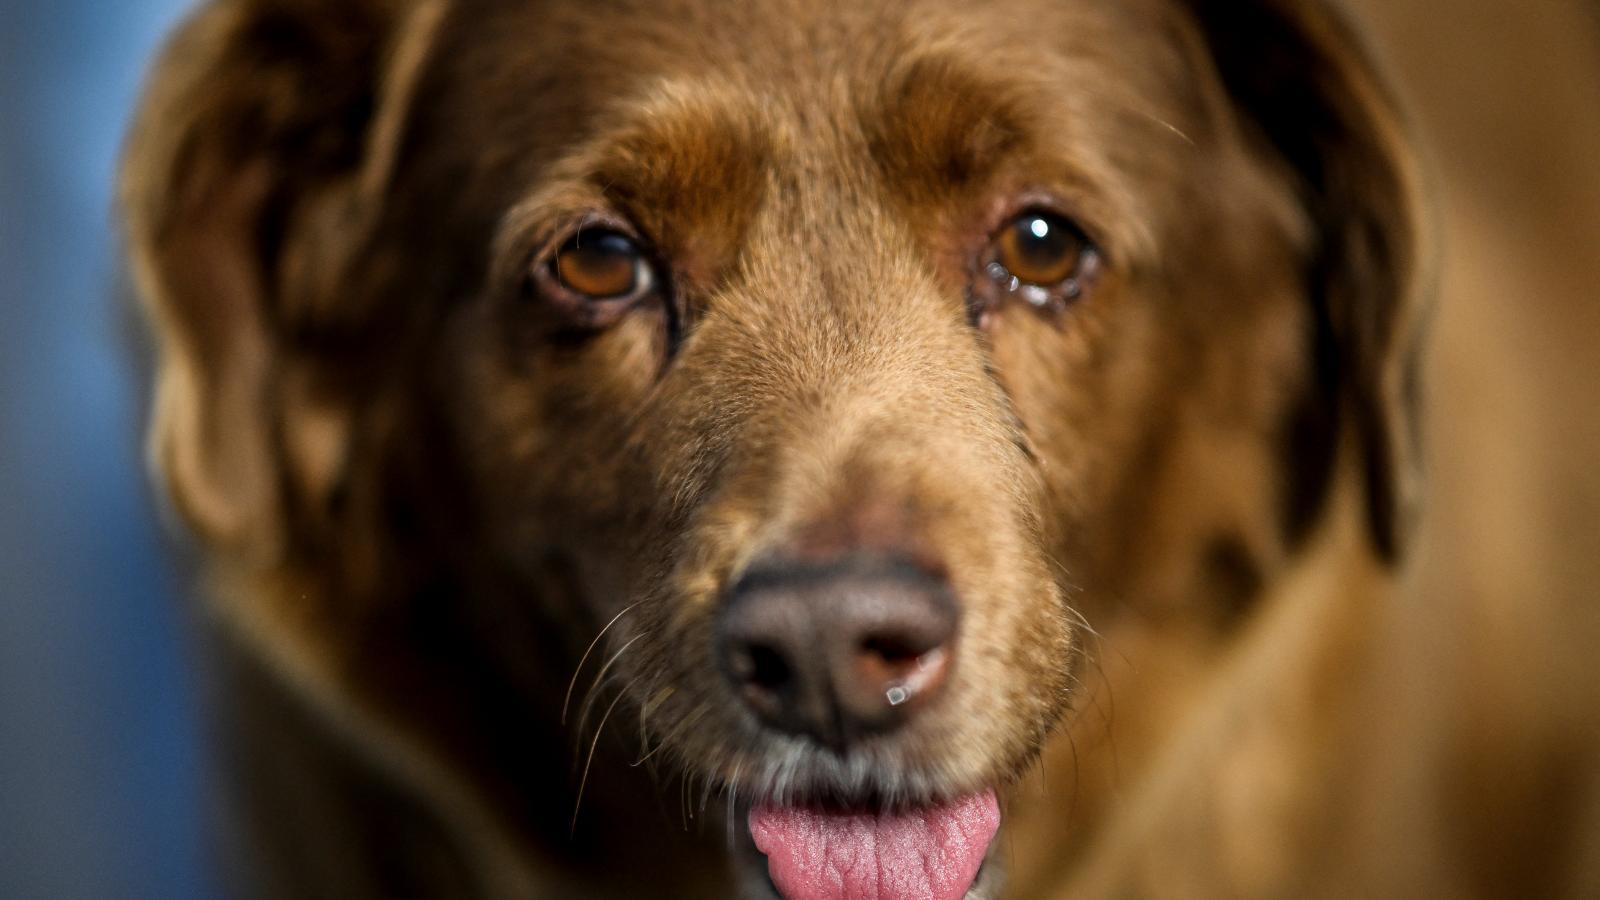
[120,0,1436,897]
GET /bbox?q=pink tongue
[749,790,1000,900]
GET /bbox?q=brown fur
[119,0,1596,897]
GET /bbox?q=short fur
[121,0,1566,897]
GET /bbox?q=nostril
[860,635,926,665]
[726,639,797,726]
[741,643,792,692]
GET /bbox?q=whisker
[562,601,644,725]
[634,686,672,771]
[634,702,707,767]
[570,688,628,835]
[1141,109,1195,146]
[1103,87,1199,148]
[574,632,649,741]
[699,763,718,818]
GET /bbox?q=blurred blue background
[0,1,212,898]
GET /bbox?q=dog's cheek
[411,307,683,655]
[464,308,669,503]
[987,553,1077,773]
[981,275,1161,581]
[917,472,1074,779]
[620,585,743,781]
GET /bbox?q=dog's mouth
[747,789,1000,900]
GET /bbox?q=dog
[119,0,1453,896]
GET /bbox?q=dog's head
[123,0,1421,894]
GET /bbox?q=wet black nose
[717,558,959,750]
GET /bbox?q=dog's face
[124,0,1418,895]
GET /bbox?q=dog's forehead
[431,0,1204,171]
[531,0,1181,114]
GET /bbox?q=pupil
[1018,215,1067,264]
[580,231,635,259]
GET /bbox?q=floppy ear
[1186,0,1428,563]
[121,0,446,559]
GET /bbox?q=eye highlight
[550,228,653,300]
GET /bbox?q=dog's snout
[717,559,958,750]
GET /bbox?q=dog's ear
[121,0,446,559]
[1187,0,1427,562]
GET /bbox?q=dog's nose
[717,559,958,750]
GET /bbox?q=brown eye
[550,229,652,300]
[995,211,1087,288]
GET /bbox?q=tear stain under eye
[983,260,1083,309]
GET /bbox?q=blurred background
[0,1,1595,899]
[0,2,209,898]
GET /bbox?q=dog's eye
[994,211,1088,289]
[549,229,653,300]
[970,208,1098,323]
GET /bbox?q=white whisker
[562,601,643,725]
[570,688,627,834]
[574,632,648,740]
